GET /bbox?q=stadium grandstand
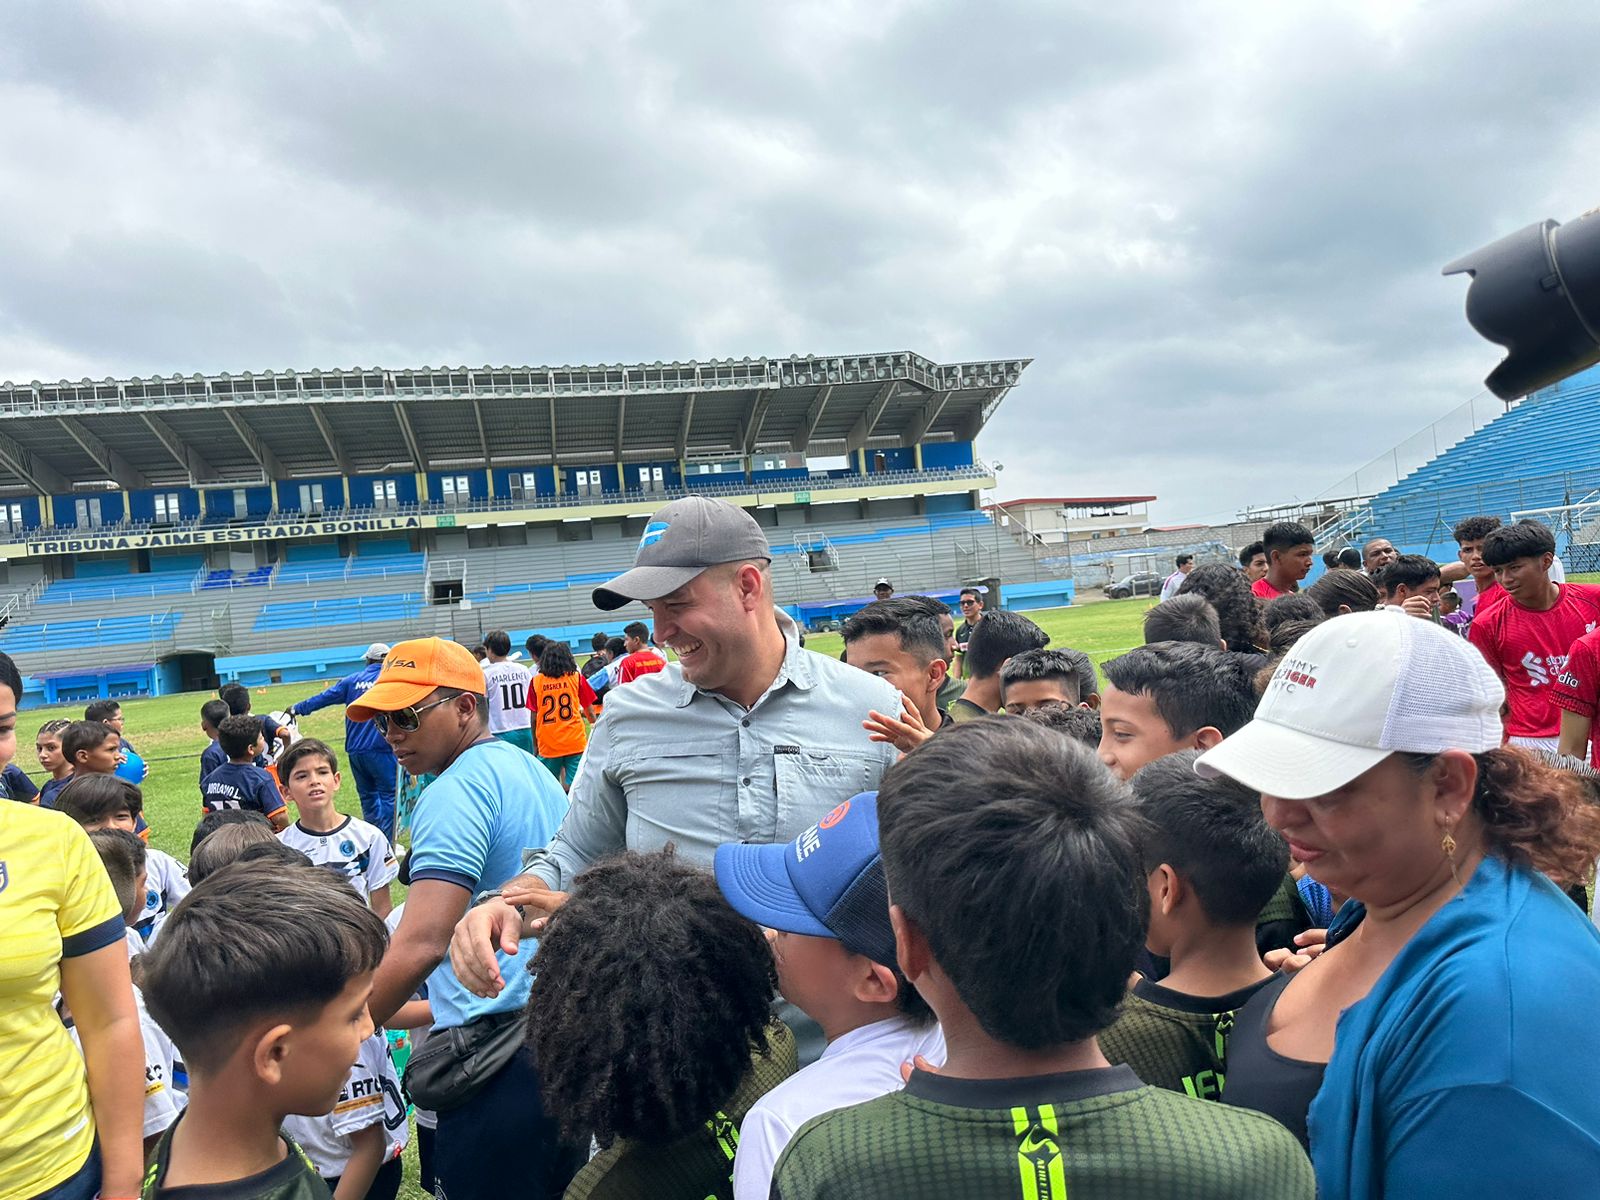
[0,352,1078,707]
[1286,363,1600,571]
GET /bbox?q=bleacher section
[1,613,182,655]
[0,552,433,673]
[35,571,196,606]
[275,552,425,584]
[1367,366,1600,557]
[201,567,274,590]
[214,506,1064,655]
[253,593,423,633]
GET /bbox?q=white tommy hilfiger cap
[1195,609,1505,800]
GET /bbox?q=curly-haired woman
[1200,610,1600,1198]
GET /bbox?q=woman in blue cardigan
[1197,609,1600,1198]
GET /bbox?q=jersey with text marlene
[527,671,597,758]
[481,659,533,736]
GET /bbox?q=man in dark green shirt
[772,720,1312,1200]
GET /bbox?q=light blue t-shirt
[1311,853,1600,1198]
[407,739,569,1029]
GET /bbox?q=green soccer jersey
[565,1022,798,1200]
[143,1115,329,1199]
[772,1064,1314,1200]
[1098,975,1277,1100]
[1255,872,1312,956]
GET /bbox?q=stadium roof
[0,352,1029,492]
[987,495,1157,508]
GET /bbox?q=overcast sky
[3,1,1598,524]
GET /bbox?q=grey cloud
[3,0,1600,524]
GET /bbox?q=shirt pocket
[772,747,881,844]
[619,741,737,856]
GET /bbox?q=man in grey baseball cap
[593,494,773,610]
[451,493,903,1066]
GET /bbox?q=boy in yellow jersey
[526,641,597,790]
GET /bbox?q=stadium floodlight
[1443,207,1600,399]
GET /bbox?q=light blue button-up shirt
[526,610,900,889]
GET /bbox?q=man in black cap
[873,577,894,601]
[448,495,900,1056]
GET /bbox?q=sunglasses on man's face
[373,694,456,735]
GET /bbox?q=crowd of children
[12,508,1600,1199]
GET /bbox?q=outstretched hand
[448,877,570,998]
[864,701,935,756]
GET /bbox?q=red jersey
[616,648,668,684]
[1469,583,1600,739]
[1251,578,1286,600]
[1468,578,1507,618]
[1552,626,1600,767]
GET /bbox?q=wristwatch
[474,886,527,918]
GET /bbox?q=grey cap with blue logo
[592,495,773,611]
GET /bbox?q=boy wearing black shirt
[201,715,288,830]
[1099,752,1285,1100]
[772,719,1313,1200]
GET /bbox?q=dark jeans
[417,1123,436,1196]
[349,749,399,842]
[322,1154,403,1200]
[433,1049,580,1200]
[28,1144,99,1200]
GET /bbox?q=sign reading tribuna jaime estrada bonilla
[21,515,425,556]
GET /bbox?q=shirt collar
[820,1015,930,1061]
[905,1063,1143,1110]
[673,607,812,708]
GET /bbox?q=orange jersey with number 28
[528,671,595,758]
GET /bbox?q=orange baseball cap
[346,637,488,721]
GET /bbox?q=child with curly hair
[524,849,796,1200]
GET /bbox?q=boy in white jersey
[480,628,536,754]
[282,1029,408,1200]
[83,828,184,1154]
[278,738,397,919]
[715,792,945,1200]
[59,775,190,943]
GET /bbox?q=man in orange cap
[348,637,578,1200]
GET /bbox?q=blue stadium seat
[1367,365,1600,554]
[35,571,196,605]
[0,613,182,653]
[251,593,424,633]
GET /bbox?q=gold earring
[1442,825,1462,887]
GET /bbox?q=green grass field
[28,598,1157,862]
[22,597,1153,1198]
